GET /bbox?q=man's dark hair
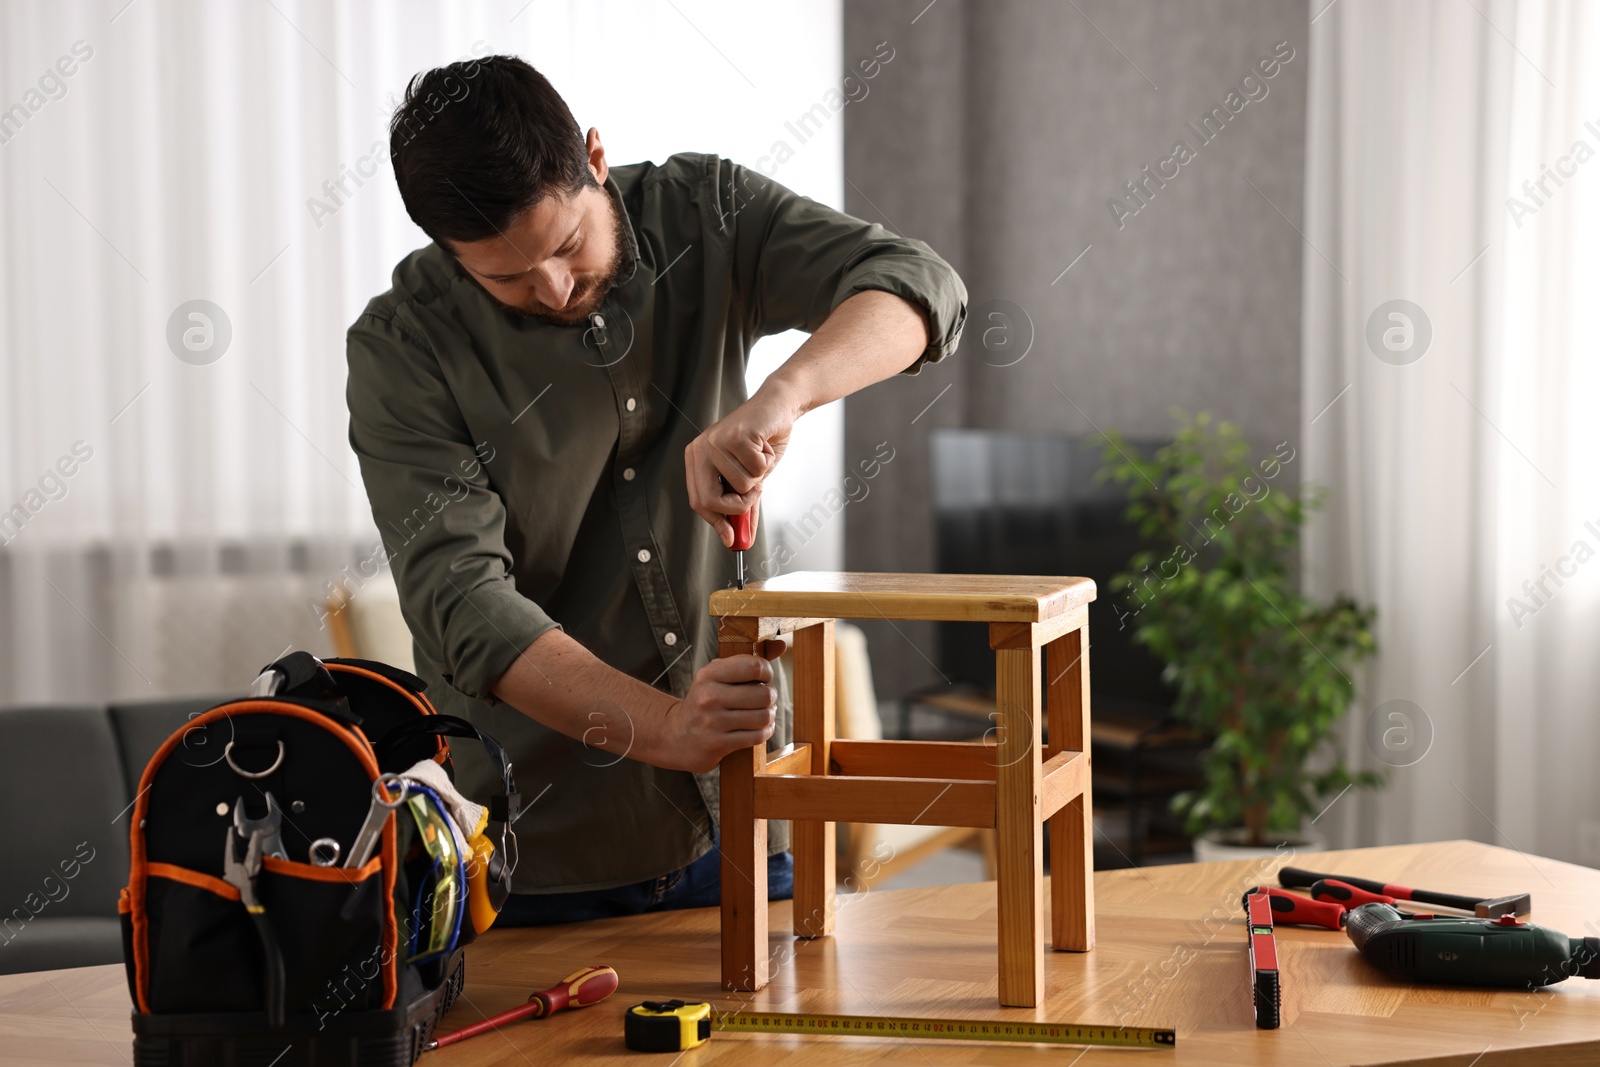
[389,55,595,247]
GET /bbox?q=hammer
[1278,866,1531,918]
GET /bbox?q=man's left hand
[685,381,802,547]
[684,291,931,548]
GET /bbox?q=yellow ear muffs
[465,831,500,934]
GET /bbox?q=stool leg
[792,620,836,938]
[994,643,1043,1007]
[719,617,768,991]
[1048,624,1095,952]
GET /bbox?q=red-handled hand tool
[720,475,756,589]
[424,965,618,1051]
[1241,886,1347,930]
[1278,865,1530,917]
[730,508,753,589]
[1310,878,1398,911]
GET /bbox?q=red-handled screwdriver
[720,475,756,589]
[731,509,754,589]
[1241,886,1347,930]
[424,964,618,1051]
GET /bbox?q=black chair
[0,696,229,975]
[108,696,225,805]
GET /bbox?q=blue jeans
[495,846,794,927]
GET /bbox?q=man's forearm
[757,290,930,419]
[489,627,784,773]
[491,628,677,764]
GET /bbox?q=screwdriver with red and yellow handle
[425,965,618,1051]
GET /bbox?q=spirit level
[1246,890,1281,1029]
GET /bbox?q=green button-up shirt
[346,153,966,893]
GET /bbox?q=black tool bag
[120,653,519,1066]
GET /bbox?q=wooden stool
[711,572,1097,1008]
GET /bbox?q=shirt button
[625,397,637,412]
[637,548,651,563]
[663,632,678,646]
[622,467,636,481]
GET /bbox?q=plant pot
[1192,828,1326,864]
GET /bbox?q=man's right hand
[655,640,786,773]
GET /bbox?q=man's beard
[508,199,628,326]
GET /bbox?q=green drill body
[1347,903,1600,988]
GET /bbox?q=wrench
[233,792,288,860]
[346,773,408,868]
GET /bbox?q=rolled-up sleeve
[722,161,966,374]
[346,312,559,701]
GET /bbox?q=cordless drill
[1346,903,1600,988]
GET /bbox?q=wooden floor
[4,840,1598,1064]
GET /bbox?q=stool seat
[713,571,1098,1008]
[709,571,1096,622]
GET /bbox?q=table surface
[5,840,1597,1066]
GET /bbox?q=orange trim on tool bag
[148,862,241,901]
[326,662,434,718]
[262,853,383,884]
[325,661,449,761]
[415,690,452,764]
[128,699,398,1013]
[118,887,131,914]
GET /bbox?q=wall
[842,0,1310,698]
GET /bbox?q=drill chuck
[1574,936,1600,979]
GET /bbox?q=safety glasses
[403,783,466,963]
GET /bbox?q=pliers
[223,815,287,1029]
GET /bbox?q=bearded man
[345,55,965,922]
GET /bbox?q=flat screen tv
[929,429,1175,714]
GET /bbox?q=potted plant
[1098,411,1380,860]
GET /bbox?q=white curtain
[0,0,843,704]
[1304,0,1600,864]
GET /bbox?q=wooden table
[6,841,1598,1065]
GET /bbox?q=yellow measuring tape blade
[712,1010,1176,1049]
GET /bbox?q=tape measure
[623,1000,1176,1052]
